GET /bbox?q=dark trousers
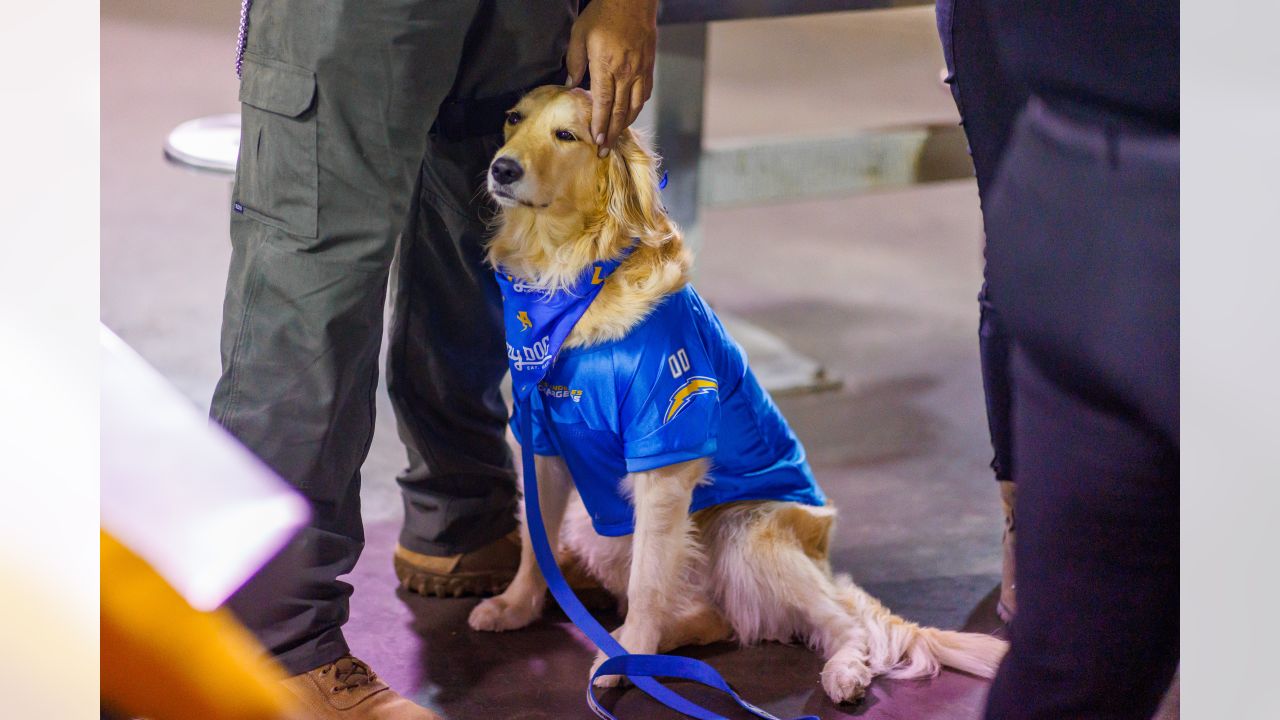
[936,0,1028,480]
[981,99,1180,719]
[213,0,575,674]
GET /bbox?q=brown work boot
[395,532,520,597]
[396,531,615,607]
[997,480,1017,623]
[280,655,439,719]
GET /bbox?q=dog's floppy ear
[603,128,675,246]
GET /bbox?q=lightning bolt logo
[664,377,719,424]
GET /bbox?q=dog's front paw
[821,655,872,705]
[468,595,540,632]
[589,652,627,689]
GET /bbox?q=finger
[627,78,646,127]
[591,71,616,156]
[564,26,587,86]
[606,79,632,149]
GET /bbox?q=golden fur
[485,86,690,349]
[470,86,1007,704]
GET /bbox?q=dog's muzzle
[490,156,524,186]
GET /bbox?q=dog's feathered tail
[834,574,1008,680]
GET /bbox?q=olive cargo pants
[213,0,575,674]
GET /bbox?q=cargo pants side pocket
[234,52,319,239]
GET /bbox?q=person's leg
[389,137,517,556]
[936,0,1030,619]
[214,0,479,674]
[986,348,1179,720]
[982,99,1179,719]
[943,0,1027,200]
[386,0,576,594]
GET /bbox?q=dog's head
[486,86,671,245]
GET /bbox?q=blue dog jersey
[510,284,825,537]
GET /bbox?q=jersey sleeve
[620,330,721,473]
[510,397,559,456]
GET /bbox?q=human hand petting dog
[565,0,658,157]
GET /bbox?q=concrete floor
[102,3,1011,718]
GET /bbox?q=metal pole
[651,22,708,255]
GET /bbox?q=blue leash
[517,406,818,720]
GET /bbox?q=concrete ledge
[701,123,973,208]
[719,311,842,396]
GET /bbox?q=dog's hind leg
[833,576,1008,681]
[706,503,876,704]
[776,563,876,705]
[784,562,877,704]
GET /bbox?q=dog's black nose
[490,157,524,185]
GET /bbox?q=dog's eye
[555,129,577,142]
[506,111,522,126]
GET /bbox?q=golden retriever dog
[467,85,1007,704]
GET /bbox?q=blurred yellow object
[101,529,298,720]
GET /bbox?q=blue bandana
[495,242,637,401]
